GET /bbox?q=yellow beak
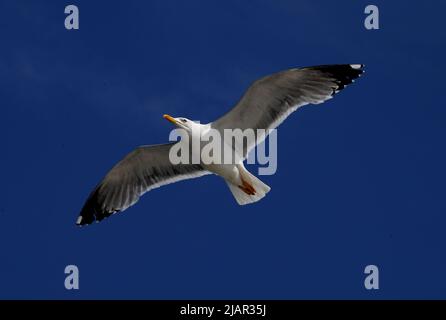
[163,114,178,125]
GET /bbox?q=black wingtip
[76,185,107,226]
[77,183,122,227]
[305,64,365,95]
[75,216,83,227]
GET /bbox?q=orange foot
[238,178,256,195]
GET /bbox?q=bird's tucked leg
[238,177,256,195]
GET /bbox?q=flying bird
[77,64,364,226]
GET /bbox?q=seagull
[77,64,364,226]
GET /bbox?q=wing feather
[212,64,364,157]
[77,143,209,225]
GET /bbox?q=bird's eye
[180,118,187,123]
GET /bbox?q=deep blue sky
[1,0,445,299]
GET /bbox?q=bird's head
[163,114,198,131]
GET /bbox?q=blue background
[1,0,445,299]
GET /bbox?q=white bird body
[204,162,270,205]
[204,162,240,184]
[175,120,270,205]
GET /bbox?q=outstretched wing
[212,64,364,157]
[77,143,209,226]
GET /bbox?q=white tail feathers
[226,170,271,205]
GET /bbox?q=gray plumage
[77,143,209,225]
[212,64,364,157]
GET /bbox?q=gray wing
[212,64,364,157]
[77,143,209,226]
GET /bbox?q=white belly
[203,163,240,184]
